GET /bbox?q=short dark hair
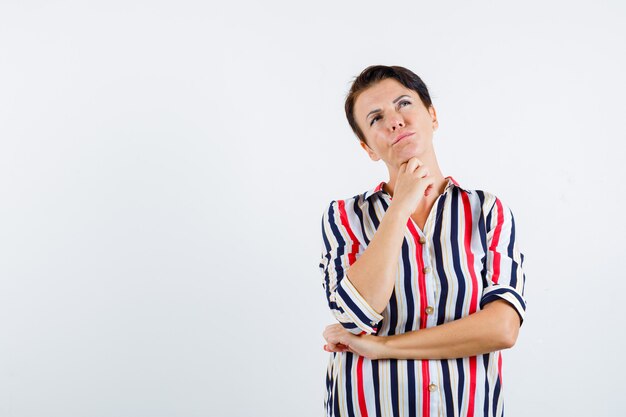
[344,65,433,143]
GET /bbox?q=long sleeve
[319,200,383,335]
[480,197,528,324]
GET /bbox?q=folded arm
[324,299,520,359]
[323,196,527,360]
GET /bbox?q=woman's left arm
[324,299,519,360]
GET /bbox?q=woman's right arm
[319,157,432,335]
[344,158,432,314]
[338,203,409,314]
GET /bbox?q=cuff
[480,285,527,325]
[336,275,384,335]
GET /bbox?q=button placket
[420,232,436,327]
[423,263,435,325]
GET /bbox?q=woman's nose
[387,115,405,131]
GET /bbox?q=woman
[319,65,526,417]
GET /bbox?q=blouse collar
[363,176,471,201]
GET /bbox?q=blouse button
[425,306,434,315]
[428,383,438,392]
[423,266,432,274]
[419,236,427,244]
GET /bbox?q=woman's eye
[399,100,411,107]
[370,115,381,126]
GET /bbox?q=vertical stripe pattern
[319,177,527,416]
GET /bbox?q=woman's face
[354,78,438,169]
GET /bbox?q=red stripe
[407,219,431,417]
[421,360,430,415]
[460,192,479,417]
[460,191,479,313]
[337,200,368,417]
[337,200,360,266]
[467,356,477,417]
[406,220,429,328]
[498,351,503,383]
[356,355,369,417]
[489,198,505,284]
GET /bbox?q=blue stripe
[476,191,490,289]
[368,198,381,230]
[482,353,490,417]
[321,209,336,310]
[407,359,416,416]
[336,281,376,328]
[344,353,356,417]
[380,196,390,211]
[327,203,348,287]
[441,359,454,415]
[481,287,526,311]
[333,373,341,417]
[456,357,465,415]
[390,359,400,416]
[521,252,526,295]
[325,365,331,415]
[324,201,347,313]
[486,201,494,234]
[508,210,518,288]
[433,194,449,326]
[353,196,370,246]
[388,287,398,335]
[402,238,415,332]
[372,360,382,417]
[450,188,466,320]
[492,370,501,417]
[329,362,337,417]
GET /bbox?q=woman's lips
[393,132,414,145]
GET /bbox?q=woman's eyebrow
[365,94,412,121]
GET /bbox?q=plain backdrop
[1,1,625,416]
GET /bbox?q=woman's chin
[396,144,423,160]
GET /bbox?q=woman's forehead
[355,79,416,116]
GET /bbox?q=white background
[1,1,625,416]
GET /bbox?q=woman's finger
[413,166,429,178]
[323,330,344,345]
[323,328,339,343]
[324,343,349,353]
[406,157,421,173]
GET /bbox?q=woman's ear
[360,140,381,161]
[429,105,439,131]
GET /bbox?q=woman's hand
[323,323,386,360]
[392,157,435,217]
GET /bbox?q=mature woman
[319,65,527,417]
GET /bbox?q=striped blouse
[319,176,527,417]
